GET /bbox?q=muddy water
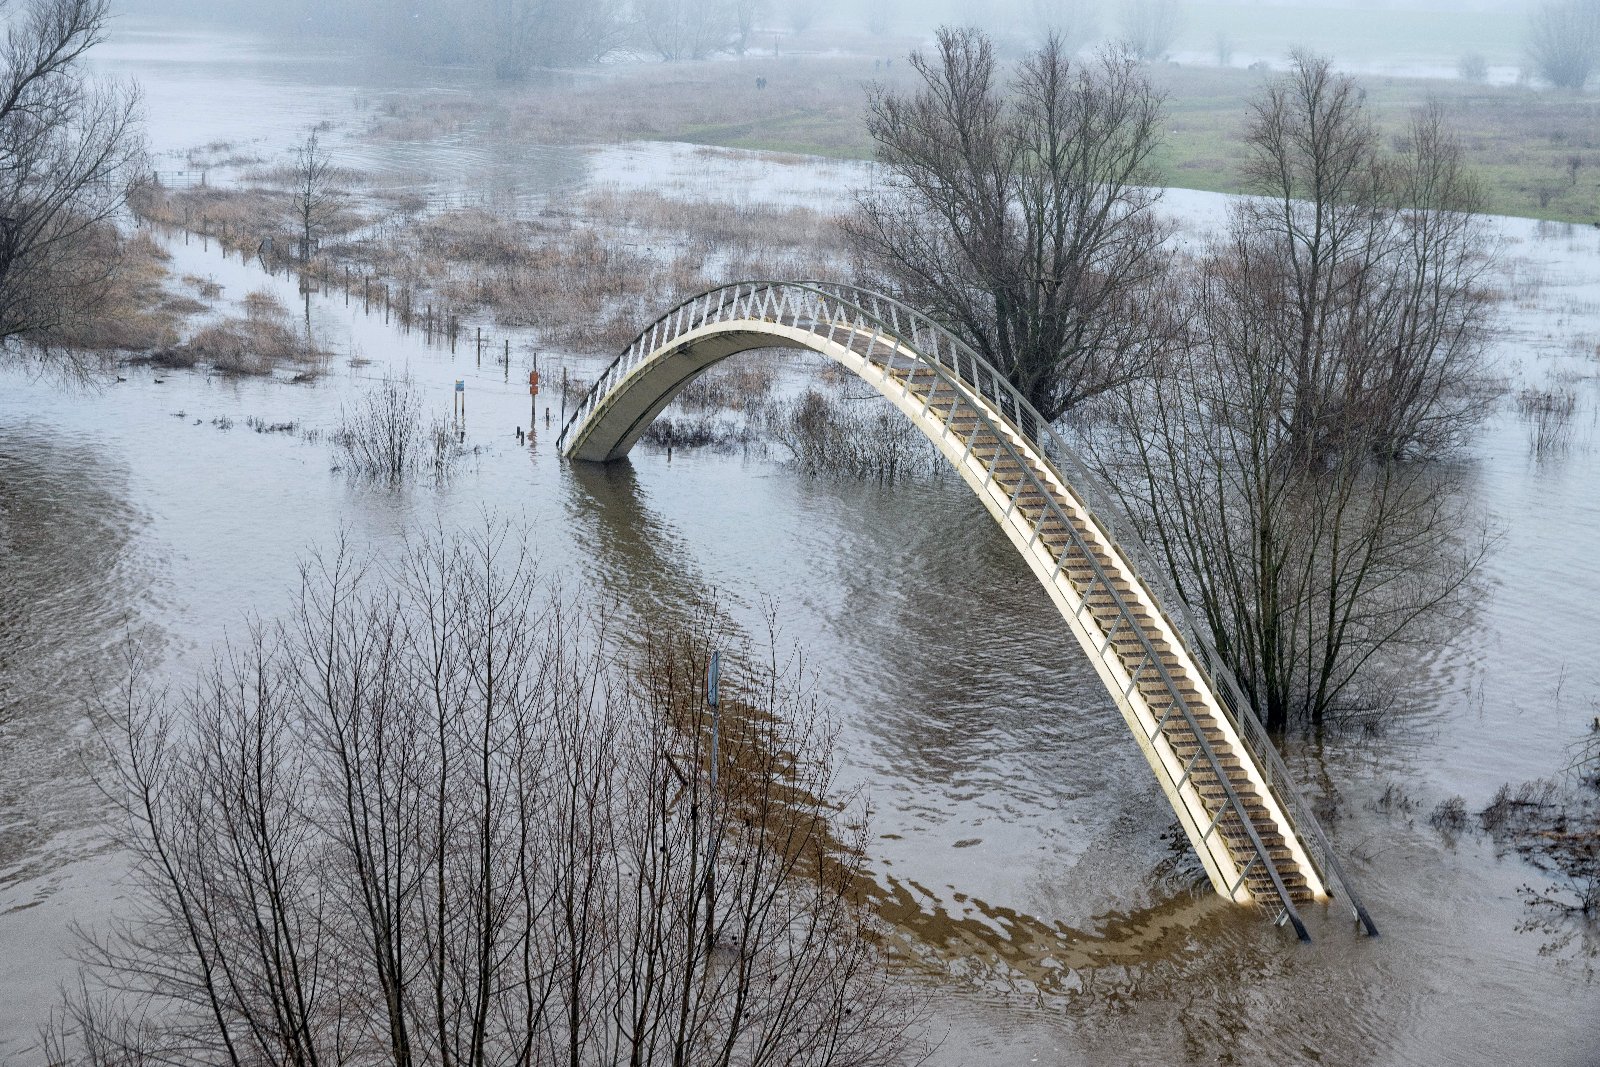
[0,19,1596,1065]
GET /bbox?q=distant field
[1145,63,1600,223]
[400,48,1600,224]
[1173,3,1524,68]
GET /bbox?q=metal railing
[558,280,1378,937]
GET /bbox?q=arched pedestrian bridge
[558,281,1377,941]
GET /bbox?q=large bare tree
[475,0,625,78]
[1526,0,1600,90]
[1091,54,1497,730]
[635,0,734,62]
[0,0,143,370]
[1118,0,1181,61]
[852,28,1169,422]
[48,526,924,1066]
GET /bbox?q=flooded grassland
[0,20,1597,1066]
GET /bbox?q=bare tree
[1090,55,1497,730]
[476,0,625,78]
[290,129,339,263]
[636,0,734,61]
[733,0,763,54]
[0,0,143,371]
[862,0,895,38]
[333,375,456,485]
[1119,0,1181,62]
[1527,0,1600,89]
[1029,0,1100,53]
[48,526,925,1066]
[786,0,817,35]
[852,28,1169,421]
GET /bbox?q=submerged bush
[333,374,456,485]
[765,388,941,484]
[639,413,756,452]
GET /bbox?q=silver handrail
[558,280,1377,937]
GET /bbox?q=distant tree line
[113,0,868,74]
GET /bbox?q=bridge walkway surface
[558,281,1379,942]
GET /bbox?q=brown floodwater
[0,18,1595,1065]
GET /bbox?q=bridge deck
[886,364,1313,905]
[557,281,1379,940]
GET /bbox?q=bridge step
[884,356,1319,910]
[560,301,1334,919]
[937,401,1315,909]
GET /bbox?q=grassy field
[1172,3,1524,68]
[1147,63,1600,222]
[367,52,1600,224]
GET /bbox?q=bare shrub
[674,355,782,412]
[1479,766,1598,920]
[46,229,186,352]
[1459,53,1490,84]
[333,374,456,485]
[639,413,756,452]
[144,287,322,375]
[1430,795,1469,833]
[766,388,940,483]
[1516,386,1580,457]
[1480,779,1561,833]
[48,527,925,1065]
[336,191,843,357]
[1376,781,1416,814]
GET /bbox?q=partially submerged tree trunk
[291,129,336,263]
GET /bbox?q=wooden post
[476,326,482,366]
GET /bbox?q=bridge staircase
[558,281,1379,942]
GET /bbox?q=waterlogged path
[0,20,1596,1065]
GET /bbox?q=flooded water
[1,19,1597,1065]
